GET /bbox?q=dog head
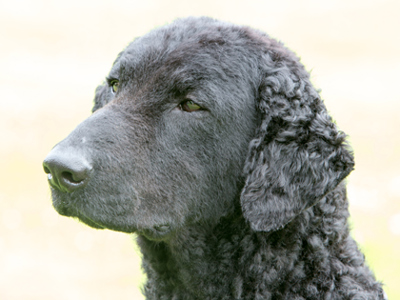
[43,17,353,240]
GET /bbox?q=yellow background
[1,0,399,299]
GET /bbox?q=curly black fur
[44,17,386,299]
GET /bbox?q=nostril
[43,166,51,174]
[61,171,85,184]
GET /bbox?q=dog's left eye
[179,100,202,112]
[110,80,119,93]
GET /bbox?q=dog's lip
[139,225,173,240]
[154,225,170,232]
[51,190,138,233]
[76,214,105,229]
[51,197,105,229]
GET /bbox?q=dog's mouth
[53,200,105,229]
[139,225,173,241]
[50,189,140,233]
[74,214,105,229]
[50,185,174,237]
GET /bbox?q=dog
[43,17,386,299]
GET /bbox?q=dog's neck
[135,185,377,299]
[136,203,310,299]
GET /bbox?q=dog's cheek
[146,112,248,222]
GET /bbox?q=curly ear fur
[241,49,355,232]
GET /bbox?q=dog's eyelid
[183,94,196,102]
[107,77,117,83]
[106,75,119,84]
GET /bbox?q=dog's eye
[180,100,202,112]
[110,80,119,93]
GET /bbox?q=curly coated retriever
[43,17,386,299]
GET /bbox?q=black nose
[43,150,92,193]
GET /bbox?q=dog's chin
[75,215,105,230]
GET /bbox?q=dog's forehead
[110,18,263,81]
[123,17,228,59]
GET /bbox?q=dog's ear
[240,54,354,232]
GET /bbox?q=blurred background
[1,0,399,299]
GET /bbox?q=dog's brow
[108,67,120,80]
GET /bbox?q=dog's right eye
[110,80,119,94]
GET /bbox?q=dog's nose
[43,150,92,193]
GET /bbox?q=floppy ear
[241,55,354,232]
